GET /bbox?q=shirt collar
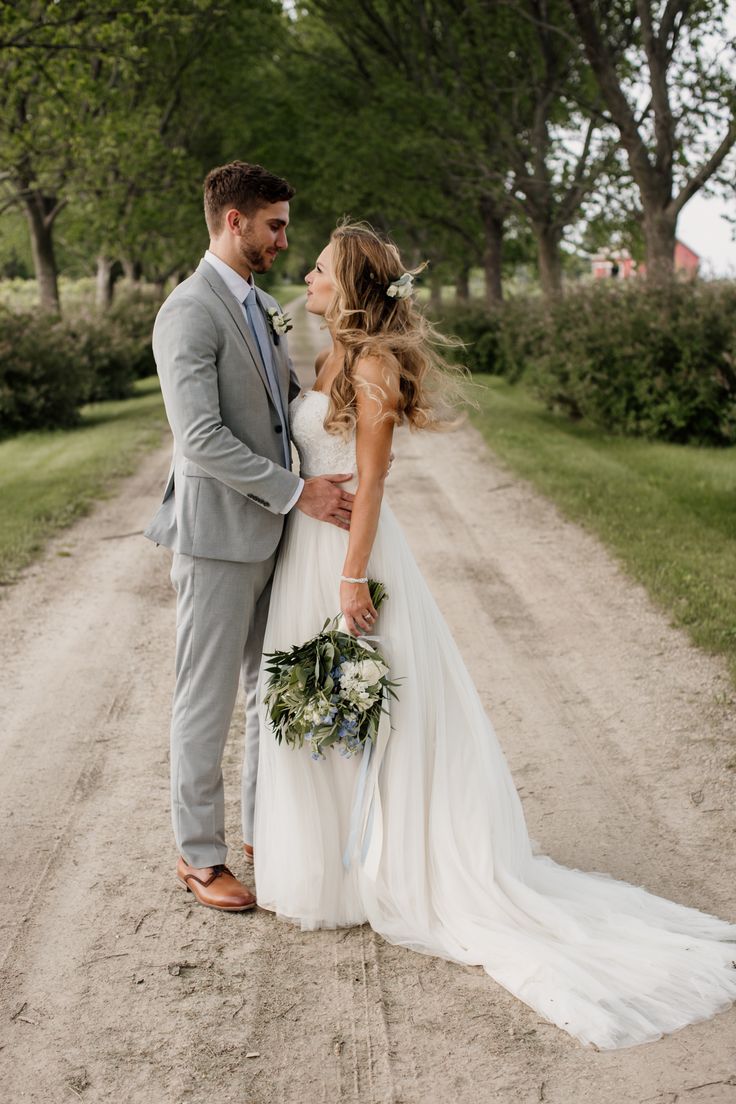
[203,249,254,303]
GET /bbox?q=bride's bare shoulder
[354,353,401,406]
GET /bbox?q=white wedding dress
[253,388,736,1050]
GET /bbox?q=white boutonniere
[267,307,292,342]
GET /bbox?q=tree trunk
[96,255,115,310]
[479,197,504,306]
[22,191,60,314]
[455,265,470,303]
[533,223,563,298]
[152,277,167,300]
[428,269,443,309]
[641,207,676,282]
[122,258,141,283]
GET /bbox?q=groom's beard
[238,229,277,274]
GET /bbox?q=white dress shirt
[203,250,303,513]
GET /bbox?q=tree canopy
[0,0,733,309]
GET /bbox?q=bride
[252,219,736,1050]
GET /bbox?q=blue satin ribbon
[338,630,388,874]
[360,794,376,865]
[342,737,373,870]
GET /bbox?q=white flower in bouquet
[357,658,389,685]
[350,689,374,713]
[305,701,325,725]
[337,664,371,696]
[338,660,361,686]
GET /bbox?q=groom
[145,161,354,911]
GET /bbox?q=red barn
[591,239,700,279]
[673,239,700,276]
[591,249,637,278]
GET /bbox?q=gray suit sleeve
[153,295,300,513]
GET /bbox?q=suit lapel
[196,259,273,401]
[254,286,290,413]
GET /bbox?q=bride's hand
[340,581,378,637]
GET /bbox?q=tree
[497,0,619,296]
[568,0,736,281]
[0,1,255,311]
[303,0,617,299]
[0,3,142,310]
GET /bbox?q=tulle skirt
[253,500,736,1050]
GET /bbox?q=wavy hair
[322,219,468,438]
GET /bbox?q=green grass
[0,376,167,583]
[469,376,736,681]
[0,277,306,313]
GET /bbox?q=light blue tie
[243,288,290,468]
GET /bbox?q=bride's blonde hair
[322,219,468,437]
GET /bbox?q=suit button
[275,425,283,433]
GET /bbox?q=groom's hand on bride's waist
[295,474,354,529]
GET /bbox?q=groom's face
[236,201,290,274]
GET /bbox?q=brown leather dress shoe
[242,843,254,864]
[176,857,256,912]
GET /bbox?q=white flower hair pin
[386,272,414,300]
[267,307,293,342]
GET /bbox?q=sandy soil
[1,300,735,1104]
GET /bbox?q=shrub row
[0,290,157,435]
[438,280,736,446]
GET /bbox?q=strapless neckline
[289,386,356,479]
[291,389,328,408]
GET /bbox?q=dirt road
[2,299,735,1104]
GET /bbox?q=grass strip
[0,376,166,584]
[469,376,736,682]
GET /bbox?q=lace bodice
[290,389,356,479]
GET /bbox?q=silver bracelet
[341,575,368,584]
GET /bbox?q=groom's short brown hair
[203,161,295,234]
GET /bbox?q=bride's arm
[340,355,400,636]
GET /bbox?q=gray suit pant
[169,551,275,867]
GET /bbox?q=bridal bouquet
[263,580,399,761]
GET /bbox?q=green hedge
[106,290,158,379]
[0,289,158,436]
[437,281,736,446]
[0,309,90,433]
[436,298,545,382]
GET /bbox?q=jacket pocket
[181,459,216,478]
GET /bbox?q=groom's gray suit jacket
[144,258,302,562]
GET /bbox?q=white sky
[677,3,736,277]
[678,193,736,278]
